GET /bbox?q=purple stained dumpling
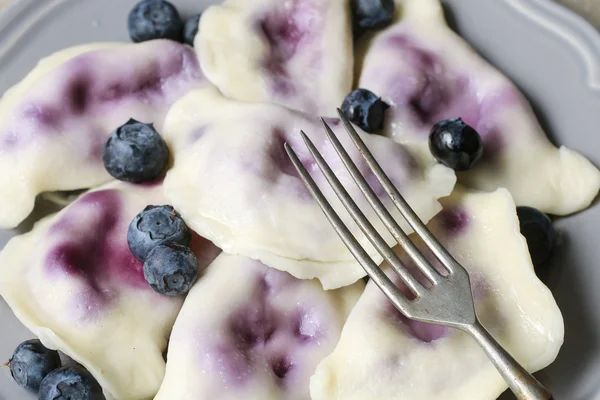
[0,40,211,228]
[310,185,564,400]
[154,253,364,400]
[0,181,220,399]
[162,87,456,289]
[357,0,600,215]
[197,0,354,116]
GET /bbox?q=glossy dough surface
[310,187,564,400]
[0,182,220,399]
[163,87,456,289]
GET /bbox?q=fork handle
[466,320,553,400]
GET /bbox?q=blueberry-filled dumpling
[0,181,220,399]
[196,0,353,116]
[155,253,364,400]
[0,40,210,228]
[163,87,456,289]
[310,186,564,400]
[357,0,600,215]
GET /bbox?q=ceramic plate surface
[0,0,599,399]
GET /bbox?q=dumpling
[0,40,210,228]
[357,0,600,215]
[196,0,353,116]
[310,186,564,400]
[0,181,220,399]
[155,253,363,400]
[163,87,456,289]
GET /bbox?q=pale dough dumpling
[310,187,564,400]
[0,40,210,228]
[196,0,353,116]
[357,0,600,215]
[163,87,456,289]
[0,181,220,400]
[155,253,364,400]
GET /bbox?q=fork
[284,110,553,400]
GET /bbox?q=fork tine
[336,108,463,274]
[320,118,441,285]
[284,142,411,312]
[298,131,424,297]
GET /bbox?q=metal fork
[284,110,553,400]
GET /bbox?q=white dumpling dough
[155,253,363,400]
[0,40,210,229]
[197,0,353,116]
[163,87,455,289]
[357,0,600,215]
[310,186,564,400]
[0,181,220,400]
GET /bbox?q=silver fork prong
[320,118,441,285]
[284,142,411,312]
[298,131,424,297]
[336,108,463,275]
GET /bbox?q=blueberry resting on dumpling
[102,119,169,183]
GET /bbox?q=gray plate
[0,0,599,399]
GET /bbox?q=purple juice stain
[408,74,449,124]
[204,266,327,386]
[437,207,469,236]
[66,74,92,115]
[269,128,303,179]
[0,130,18,149]
[257,0,318,97]
[212,343,254,383]
[45,190,147,301]
[382,34,453,127]
[384,300,450,342]
[251,126,315,200]
[377,32,523,169]
[22,104,62,129]
[271,354,294,382]
[211,276,276,384]
[187,126,207,144]
[229,305,276,350]
[321,117,340,127]
[1,42,201,150]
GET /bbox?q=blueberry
[183,14,202,47]
[429,118,483,171]
[38,365,105,400]
[341,89,389,133]
[516,206,556,269]
[103,119,169,183]
[351,0,395,36]
[127,205,191,262]
[4,339,61,392]
[128,0,183,43]
[144,243,199,296]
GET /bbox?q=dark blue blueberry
[38,365,105,400]
[429,118,483,171]
[341,89,389,133]
[516,206,556,269]
[127,205,191,262]
[103,119,169,183]
[351,0,395,37]
[143,243,199,296]
[5,339,61,392]
[183,14,202,47]
[128,0,183,43]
